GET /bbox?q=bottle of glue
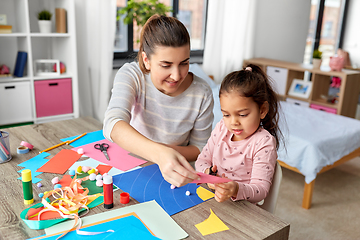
[103,175,113,209]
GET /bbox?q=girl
[195,64,282,203]
[103,15,214,187]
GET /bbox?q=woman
[103,15,214,187]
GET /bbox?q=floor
[275,156,360,240]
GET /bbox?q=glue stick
[103,175,113,209]
[22,169,34,205]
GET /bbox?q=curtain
[75,0,116,122]
[202,0,257,84]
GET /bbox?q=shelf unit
[244,58,360,118]
[0,0,78,126]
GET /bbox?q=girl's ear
[142,51,151,70]
[260,101,269,120]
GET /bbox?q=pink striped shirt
[195,119,277,202]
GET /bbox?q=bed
[190,64,360,209]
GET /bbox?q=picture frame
[288,79,313,99]
[34,59,60,76]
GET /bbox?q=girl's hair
[219,64,283,149]
[137,14,190,74]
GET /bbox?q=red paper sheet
[36,149,81,174]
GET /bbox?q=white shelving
[0,0,78,125]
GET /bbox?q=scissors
[94,143,110,161]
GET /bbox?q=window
[304,0,349,66]
[114,0,208,66]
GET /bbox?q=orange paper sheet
[37,149,81,174]
[96,164,112,175]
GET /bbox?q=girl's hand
[214,174,239,202]
[205,165,218,190]
[156,146,199,187]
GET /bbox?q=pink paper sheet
[192,172,231,184]
[72,140,147,171]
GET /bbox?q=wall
[342,0,360,68]
[253,0,311,63]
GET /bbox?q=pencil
[66,132,87,145]
[39,141,68,153]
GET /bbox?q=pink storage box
[310,103,337,114]
[34,78,73,117]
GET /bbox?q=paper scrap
[195,209,229,236]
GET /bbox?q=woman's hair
[219,64,283,149]
[137,14,190,74]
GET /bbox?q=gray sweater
[103,62,214,151]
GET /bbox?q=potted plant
[37,9,53,33]
[117,0,172,44]
[312,49,322,69]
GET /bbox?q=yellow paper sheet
[195,209,229,236]
[196,186,215,201]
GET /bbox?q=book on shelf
[14,51,27,77]
[0,25,12,33]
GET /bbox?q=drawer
[34,78,73,117]
[310,104,337,114]
[266,66,288,95]
[0,81,33,125]
[286,98,310,108]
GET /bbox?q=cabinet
[244,58,360,118]
[0,0,78,125]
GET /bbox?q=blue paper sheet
[113,164,206,216]
[29,215,160,240]
[17,152,51,183]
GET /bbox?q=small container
[0,131,11,163]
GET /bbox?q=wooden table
[0,117,290,240]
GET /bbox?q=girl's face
[142,45,191,96]
[220,91,268,141]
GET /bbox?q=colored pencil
[39,141,69,153]
[66,132,87,145]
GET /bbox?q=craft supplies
[103,175,114,209]
[67,132,87,145]
[22,169,34,205]
[120,192,130,204]
[0,131,11,163]
[39,141,69,153]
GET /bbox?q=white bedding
[277,101,360,183]
[190,63,360,184]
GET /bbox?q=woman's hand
[155,146,199,187]
[213,174,239,202]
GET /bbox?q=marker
[22,169,34,205]
[103,175,113,209]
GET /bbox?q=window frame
[113,0,208,65]
[311,0,349,61]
